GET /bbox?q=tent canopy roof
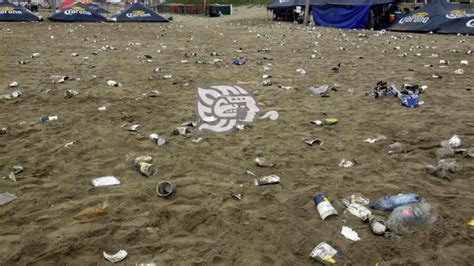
[389,0,474,34]
[0,1,40,21]
[312,0,395,5]
[267,0,394,10]
[112,3,168,22]
[48,3,108,22]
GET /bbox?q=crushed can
[107,80,121,87]
[121,123,141,132]
[253,174,280,186]
[40,115,58,123]
[310,242,342,264]
[262,80,272,86]
[134,156,156,177]
[64,90,78,98]
[346,203,372,221]
[304,138,323,146]
[149,133,166,146]
[313,193,338,220]
[341,193,370,207]
[173,126,191,137]
[311,118,338,126]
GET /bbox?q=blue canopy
[0,1,40,21]
[268,0,393,10]
[312,4,371,29]
[48,3,107,22]
[437,14,474,34]
[112,3,168,22]
[389,0,474,34]
[311,0,394,29]
[312,0,394,5]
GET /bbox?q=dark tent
[389,0,474,34]
[311,0,395,29]
[87,3,109,14]
[112,3,168,22]
[437,14,474,34]
[0,1,40,21]
[48,3,108,22]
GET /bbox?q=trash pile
[426,135,472,179]
[370,81,424,108]
[310,192,437,263]
[0,10,473,264]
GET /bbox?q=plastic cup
[156,181,174,197]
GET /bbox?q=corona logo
[413,12,428,18]
[64,6,92,15]
[126,9,151,18]
[0,6,22,14]
[0,7,14,11]
[399,12,430,24]
[446,9,474,19]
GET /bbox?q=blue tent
[112,3,168,22]
[312,0,395,29]
[437,14,474,34]
[48,3,107,22]
[0,1,40,21]
[389,0,474,34]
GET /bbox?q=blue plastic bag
[399,93,420,108]
[232,58,245,65]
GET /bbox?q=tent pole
[303,0,310,25]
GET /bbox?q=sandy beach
[0,6,473,265]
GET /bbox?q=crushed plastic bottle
[369,193,421,211]
[386,201,437,234]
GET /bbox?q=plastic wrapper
[74,200,109,220]
[310,242,341,264]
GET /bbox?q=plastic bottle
[386,202,437,234]
[369,193,421,211]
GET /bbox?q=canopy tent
[311,0,395,29]
[389,0,474,34]
[111,3,168,22]
[437,14,474,34]
[49,2,107,22]
[0,1,41,21]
